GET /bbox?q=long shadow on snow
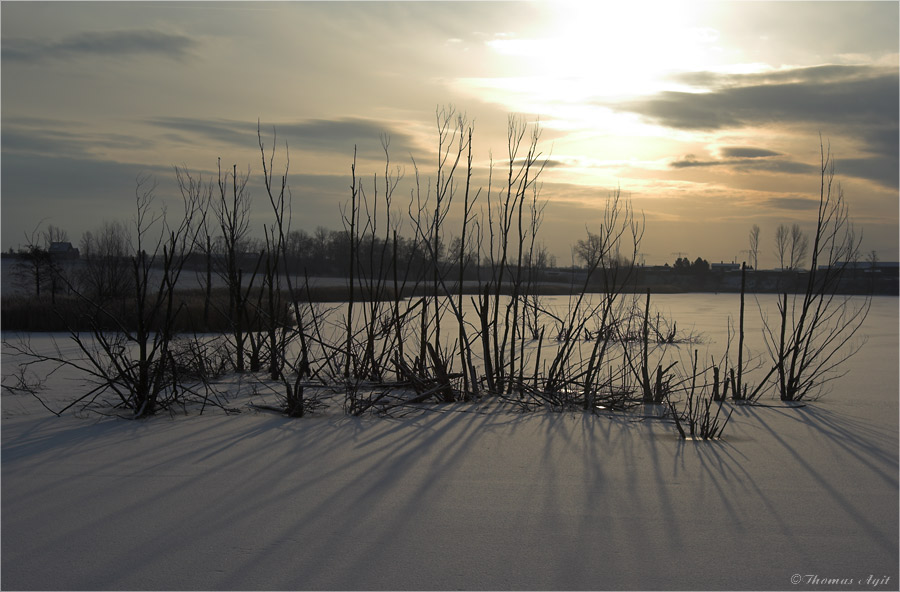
[730,403,897,558]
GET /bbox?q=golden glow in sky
[1,1,897,265]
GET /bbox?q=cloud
[670,154,818,177]
[764,196,822,211]
[145,118,254,148]
[719,146,782,159]
[858,126,900,159]
[671,64,889,89]
[616,67,898,169]
[670,155,726,169]
[2,29,196,62]
[669,150,895,189]
[146,117,421,162]
[618,70,898,132]
[836,156,899,190]
[618,64,898,189]
[1,152,174,248]
[0,151,356,249]
[276,119,419,157]
[2,124,152,158]
[508,157,568,169]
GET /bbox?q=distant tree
[574,230,604,268]
[43,225,71,300]
[670,256,708,274]
[12,221,76,301]
[691,257,710,273]
[284,229,311,275]
[749,224,760,270]
[44,224,69,246]
[774,224,788,269]
[14,223,55,298]
[866,249,878,269]
[775,223,808,270]
[78,219,133,302]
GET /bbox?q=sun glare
[472,0,728,159]
[526,2,715,96]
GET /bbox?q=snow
[2,295,898,590]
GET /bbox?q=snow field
[2,295,897,590]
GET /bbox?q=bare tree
[9,175,210,418]
[789,223,809,270]
[774,224,787,270]
[43,224,71,301]
[759,142,870,401]
[213,159,254,372]
[78,220,133,302]
[775,222,808,271]
[13,225,48,299]
[748,224,760,270]
[866,249,878,269]
[44,225,69,245]
[574,230,604,268]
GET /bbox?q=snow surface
[2,295,898,590]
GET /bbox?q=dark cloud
[2,30,196,62]
[1,153,174,248]
[617,67,898,173]
[622,65,898,189]
[0,151,355,249]
[146,117,420,162]
[670,150,896,188]
[538,159,568,168]
[2,125,152,158]
[719,146,781,158]
[670,155,726,168]
[671,154,818,176]
[509,157,567,169]
[146,118,254,148]
[836,156,899,190]
[1,128,87,158]
[739,160,819,176]
[764,196,822,211]
[619,71,898,132]
[671,64,888,89]
[858,126,900,160]
[277,119,418,156]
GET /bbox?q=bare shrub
[758,142,870,401]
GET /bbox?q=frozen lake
[2,293,897,589]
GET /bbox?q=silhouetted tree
[775,223,808,270]
[749,224,760,270]
[691,257,709,273]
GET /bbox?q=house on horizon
[48,241,79,260]
[817,261,899,276]
[711,261,741,273]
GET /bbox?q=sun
[460,1,725,169]
[550,1,716,96]
[482,1,721,105]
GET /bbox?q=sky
[2,0,898,268]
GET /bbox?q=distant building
[711,262,740,272]
[48,242,79,260]
[817,261,899,275]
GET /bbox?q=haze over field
[2,1,898,266]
